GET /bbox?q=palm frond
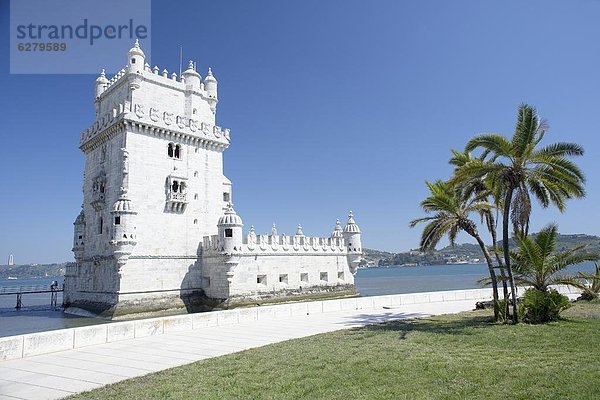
[535,142,584,158]
[465,134,513,157]
[512,104,540,157]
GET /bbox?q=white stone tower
[67,41,231,317]
[68,41,363,317]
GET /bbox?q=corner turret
[182,60,201,91]
[217,203,243,254]
[331,219,343,239]
[204,67,218,113]
[343,211,362,274]
[127,39,145,73]
[72,208,85,262]
[95,69,108,98]
[110,188,138,266]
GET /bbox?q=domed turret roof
[343,211,361,233]
[96,69,108,84]
[112,189,136,213]
[74,209,85,225]
[218,203,243,226]
[182,60,201,79]
[128,39,145,58]
[204,67,217,82]
[331,219,343,238]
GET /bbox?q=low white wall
[0,285,581,361]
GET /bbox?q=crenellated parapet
[94,42,218,114]
[84,41,226,153]
[201,230,347,256]
[103,67,128,92]
[244,233,346,254]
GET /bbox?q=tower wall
[68,42,231,317]
[125,130,228,255]
[203,253,355,301]
[201,234,357,302]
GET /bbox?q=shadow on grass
[344,311,496,339]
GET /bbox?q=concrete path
[0,299,478,400]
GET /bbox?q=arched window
[167,143,174,158]
[172,180,179,192]
[174,144,181,159]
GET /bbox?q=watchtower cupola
[343,211,362,274]
[127,39,145,73]
[217,203,243,254]
[110,188,138,266]
[182,60,201,91]
[204,67,218,113]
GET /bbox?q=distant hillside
[361,249,395,267]
[367,233,600,267]
[0,263,70,279]
[498,233,600,254]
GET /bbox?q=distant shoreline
[360,262,487,270]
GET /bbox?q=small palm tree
[457,104,586,322]
[511,224,600,292]
[410,180,501,320]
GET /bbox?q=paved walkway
[0,299,478,400]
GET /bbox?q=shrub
[578,290,599,301]
[520,288,571,323]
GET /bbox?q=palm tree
[410,180,501,320]
[457,104,586,322]
[511,224,599,292]
[449,150,510,316]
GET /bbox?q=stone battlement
[103,67,128,91]
[98,62,216,103]
[202,232,347,255]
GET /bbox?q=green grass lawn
[70,301,600,400]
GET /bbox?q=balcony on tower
[166,173,188,212]
[90,172,106,211]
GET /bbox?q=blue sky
[1,0,599,264]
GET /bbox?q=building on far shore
[65,41,363,318]
[7,254,14,266]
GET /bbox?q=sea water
[0,262,596,337]
[0,276,107,338]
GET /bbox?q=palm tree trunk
[503,188,519,323]
[473,233,499,321]
[488,212,509,319]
